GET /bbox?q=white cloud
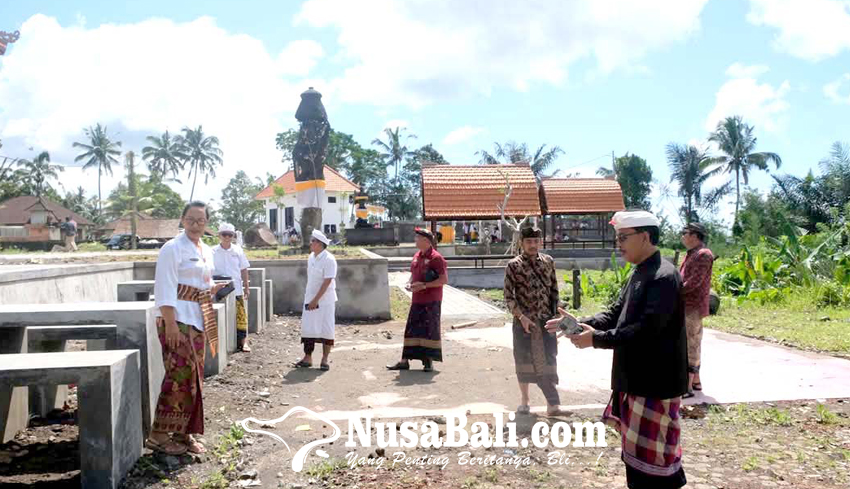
[442,126,486,145]
[824,73,850,103]
[746,0,850,61]
[0,14,326,204]
[705,64,791,133]
[296,0,709,108]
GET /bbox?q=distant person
[679,222,714,397]
[549,210,688,489]
[294,230,338,371]
[387,228,447,372]
[212,223,252,352]
[504,226,566,416]
[61,217,78,251]
[148,201,225,456]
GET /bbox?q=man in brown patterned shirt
[680,222,714,396]
[504,226,566,416]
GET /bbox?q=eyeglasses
[184,218,207,226]
[681,231,693,236]
[220,232,234,238]
[616,232,641,243]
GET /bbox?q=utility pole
[126,151,138,250]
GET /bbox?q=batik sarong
[402,301,442,362]
[512,317,560,405]
[602,391,687,489]
[152,319,206,435]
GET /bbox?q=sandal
[517,405,530,415]
[320,363,330,371]
[386,361,410,370]
[683,390,695,399]
[241,343,251,353]
[146,437,188,456]
[175,434,206,454]
[293,360,312,368]
[423,359,434,372]
[546,408,573,417]
[692,382,702,391]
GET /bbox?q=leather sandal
[293,360,312,368]
[423,359,434,372]
[386,361,410,370]
[517,405,531,415]
[146,437,187,456]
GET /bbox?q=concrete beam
[203,304,227,378]
[247,286,262,334]
[247,268,266,327]
[264,279,273,322]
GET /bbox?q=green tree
[177,125,223,201]
[274,128,298,168]
[666,143,731,223]
[73,123,122,214]
[597,153,653,209]
[476,141,564,177]
[104,174,185,221]
[219,171,265,232]
[18,151,64,197]
[142,130,185,182]
[708,115,782,225]
[372,127,416,182]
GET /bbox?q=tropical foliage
[73,123,122,213]
[665,143,731,223]
[477,141,564,178]
[176,125,223,201]
[597,153,653,209]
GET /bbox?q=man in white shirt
[212,223,252,352]
[294,229,337,371]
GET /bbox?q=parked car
[105,234,139,250]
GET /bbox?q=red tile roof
[0,196,92,226]
[422,164,541,219]
[255,165,359,200]
[541,178,625,214]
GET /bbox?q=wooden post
[572,269,581,310]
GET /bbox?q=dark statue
[293,87,330,245]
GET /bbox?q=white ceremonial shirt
[154,233,216,331]
[305,249,338,305]
[212,243,250,296]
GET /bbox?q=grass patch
[77,242,106,252]
[817,403,839,425]
[304,458,347,479]
[704,294,850,356]
[390,286,411,321]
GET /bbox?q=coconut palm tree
[708,116,781,224]
[142,130,185,182]
[17,151,64,197]
[476,141,565,178]
[666,143,731,223]
[372,127,416,183]
[73,123,122,213]
[176,125,223,201]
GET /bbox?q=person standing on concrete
[212,222,252,352]
[148,201,225,456]
[504,226,566,416]
[61,217,78,251]
[294,229,338,371]
[387,228,448,372]
[679,222,714,397]
[549,210,688,489]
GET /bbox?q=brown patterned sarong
[152,320,206,435]
[176,283,218,357]
[512,317,560,405]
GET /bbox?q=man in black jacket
[546,210,688,489]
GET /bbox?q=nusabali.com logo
[241,408,607,473]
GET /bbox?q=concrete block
[0,350,143,489]
[248,268,266,327]
[203,304,227,378]
[26,324,118,418]
[0,302,163,439]
[116,280,156,302]
[264,279,273,322]
[219,289,237,355]
[0,326,28,443]
[247,286,262,334]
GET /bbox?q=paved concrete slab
[0,302,162,440]
[0,350,143,489]
[389,272,505,319]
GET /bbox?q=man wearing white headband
[294,229,338,371]
[212,222,252,352]
[546,209,689,489]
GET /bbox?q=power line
[558,153,612,171]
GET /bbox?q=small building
[98,213,182,241]
[0,196,92,247]
[254,165,361,239]
[539,177,625,249]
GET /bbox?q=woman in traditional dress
[387,228,448,372]
[294,229,338,371]
[146,201,224,455]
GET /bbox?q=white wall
[262,190,353,236]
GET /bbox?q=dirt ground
[1,316,848,489]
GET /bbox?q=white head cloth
[609,210,660,231]
[219,222,236,234]
[311,229,330,245]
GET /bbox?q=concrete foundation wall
[0,263,136,305]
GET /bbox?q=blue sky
[2,0,849,226]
